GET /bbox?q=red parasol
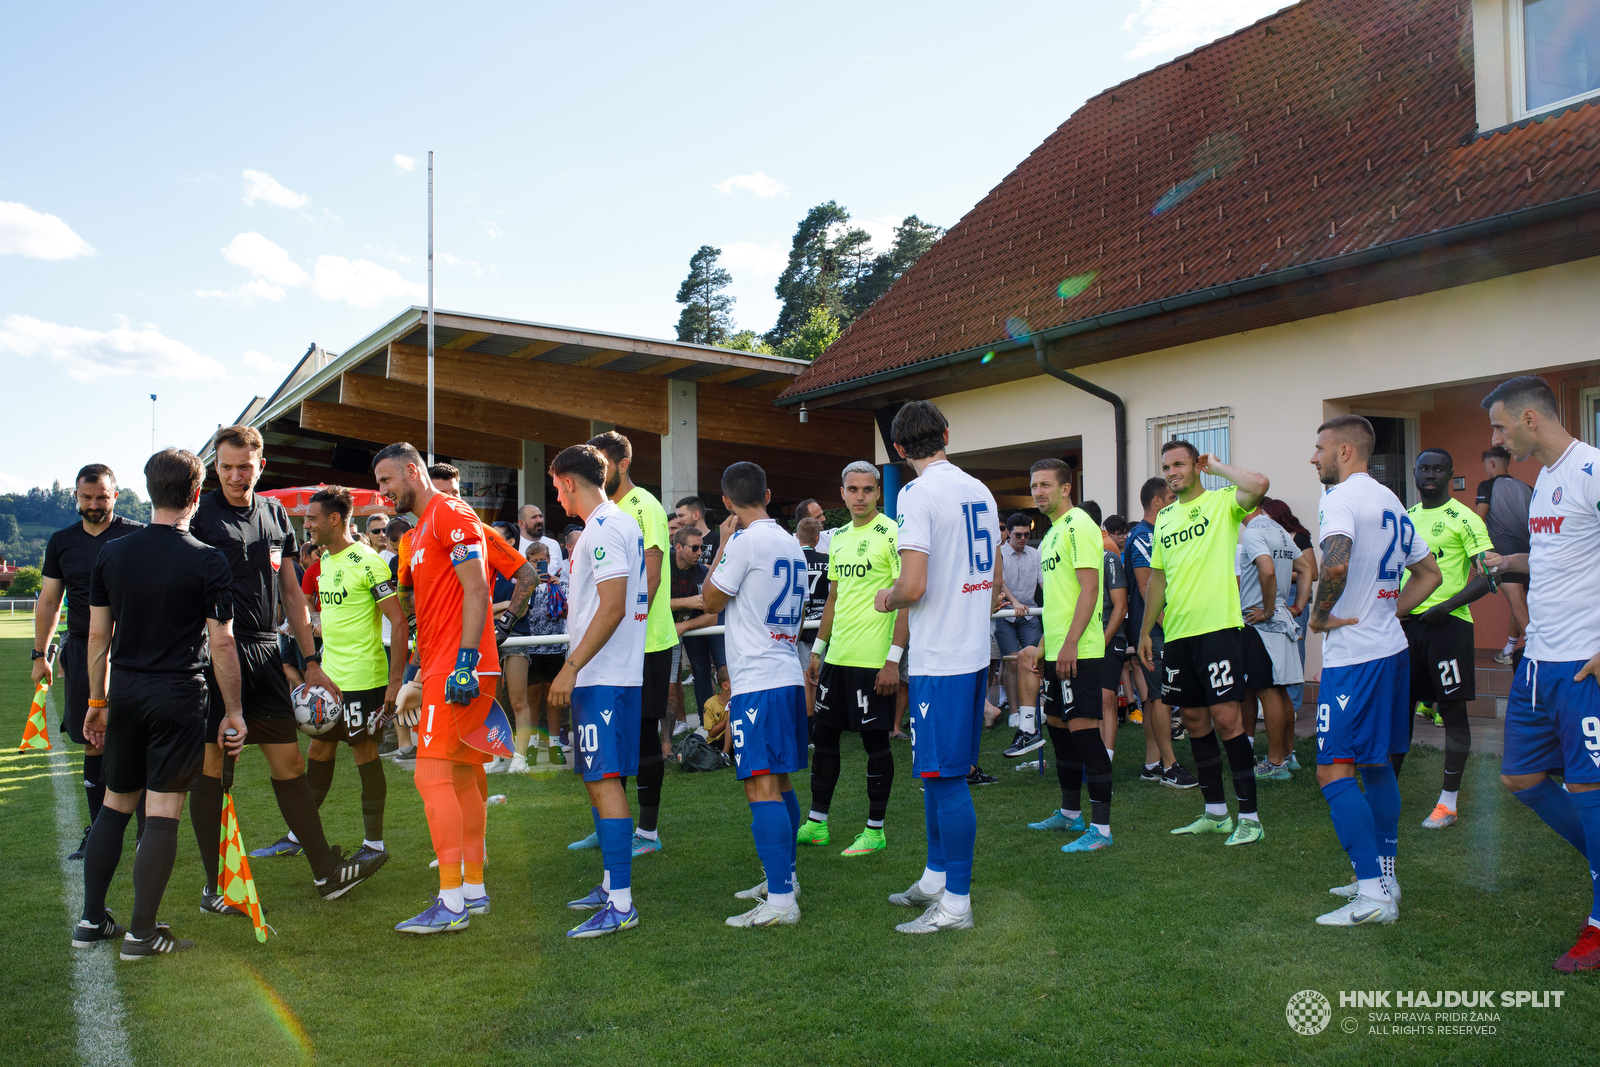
[257,486,395,517]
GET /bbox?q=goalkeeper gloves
[445,648,481,705]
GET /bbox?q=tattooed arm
[1309,534,1358,633]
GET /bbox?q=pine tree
[767,202,871,345]
[845,215,944,316]
[674,245,735,346]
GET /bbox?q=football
[291,684,343,736]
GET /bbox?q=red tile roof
[782,0,1600,400]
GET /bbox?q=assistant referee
[74,448,245,959]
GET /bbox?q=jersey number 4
[961,501,994,576]
[765,558,808,626]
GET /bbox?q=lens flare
[248,966,314,1063]
[1056,272,1097,300]
[980,350,996,364]
[1152,172,1210,215]
[1003,316,1030,341]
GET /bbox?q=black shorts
[1139,631,1165,703]
[1496,571,1529,587]
[1240,626,1274,691]
[815,662,895,731]
[318,685,386,744]
[59,631,91,745]
[205,637,299,746]
[1101,643,1127,692]
[1402,613,1477,703]
[103,668,208,794]
[641,647,673,719]
[1039,658,1104,722]
[1161,628,1245,708]
[526,654,564,684]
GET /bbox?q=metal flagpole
[150,394,157,454]
[426,150,435,466]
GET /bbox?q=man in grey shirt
[1236,511,1312,780]
[994,513,1043,744]
[1475,445,1532,664]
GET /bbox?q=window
[1582,386,1600,446]
[1520,0,1600,116]
[1148,407,1231,491]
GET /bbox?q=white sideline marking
[50,689,134,1067]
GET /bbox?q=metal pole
[150,394,157,454]
[426,150,436,466]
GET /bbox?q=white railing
[498,608,1027,648]
[2,599,40,615]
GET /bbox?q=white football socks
[364,838,384,852]
[767,891,796,911]
[917,867,947,894]
[464,881,485,898]
[1019,706,1037,733]
[440,886,465,912]
[1357,877,1390,902]
[1438,789,1459,810]
[609,886,633,911]
[941,891,971,915]
[1205,803,1229,817]
[808,811,828,823]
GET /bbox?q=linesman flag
[220,790,272,942]
[18,680,51,752]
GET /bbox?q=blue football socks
[750,800,792,895]
[1566,789,1600,923]
[1359,764,1401,866]
[1512,778,1589,857]
[1322,776,1381,881]
[925,776,976,896]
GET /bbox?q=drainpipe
[1033,336,1127,516]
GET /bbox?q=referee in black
[74,448,244,959]
[188,424,379,907]
[34,463,143,858]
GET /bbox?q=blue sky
[0,0,1289,495]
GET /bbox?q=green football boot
[1171,812,1234,836]
[841,827,886,856]
[796,819,831,846]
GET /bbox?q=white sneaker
[1328,874,1401,904]
[484,756,510,774]
[1316,893,1398,926]
[507,754,531,774]
[726,900,801,927]
[671,721,691,739]
[887,881,945,908]
[895,901,974,934]
[733,878,800,901]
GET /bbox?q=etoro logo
[1286,989,1332,1035]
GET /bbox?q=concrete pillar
[517,440,546,511]
[661,382,698,513]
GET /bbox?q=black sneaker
[67,825,91,861]
[1169,709,1187,742]
[1002,729,1045,759]
[1139,763,1164,783]
[350,843,390,873]
[392,745,417,763]
[71,908,125,947]
[1161,762,1199,789]
[966,766,999,786]
[377,726,400,756]
[316,846,383,899]
[120,923,194,960]
[200,887,247,917]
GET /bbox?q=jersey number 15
[961,501,994,576]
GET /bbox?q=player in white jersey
[1236,507,1312,780]
[701,462,810,928]
[1478,376,1600,972]
[873,401,1002,934]
[1309,416,1440,927]
[547,444,647,939]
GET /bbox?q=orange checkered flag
[18,681,51,752]
[219,790,271,942]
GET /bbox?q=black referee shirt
[89,523,233,673]
[41,515,144,636]
[191,489,298,640]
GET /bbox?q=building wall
[881,254,1600,678]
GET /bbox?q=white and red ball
[291,684,343,736]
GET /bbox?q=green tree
[775,306,841,362]
[8,566,42,599]
[0,514,17,542]
[674,245,735,346]
[723,330,776,355]
[768,201,871,344]
[845,215,944,316]
[114,487,152,524]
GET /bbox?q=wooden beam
[508,339,562,359]
[577,349,630,368]
[254,459,378,491]
[339,372,591,451]
[696,380,873,457]
[388,342,668,434]
[636,358,695,377]
[697,366,760,385]
[443,330,492,350]
[299,400,524,469]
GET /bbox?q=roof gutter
[778,188,1600,407]
[1034,336,1128,515]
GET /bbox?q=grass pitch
[1,616,1593,1066]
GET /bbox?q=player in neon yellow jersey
[802,461,909,856]
[253,485,407,870]
[1016,459,1115,852]
[1137,440,1269,845]
[587,431,677,857]
[1399,448,1496,830]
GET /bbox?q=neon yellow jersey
[619,485,679,652]
[824,515,900,668]
[1038,508,1106,660]
[1405,500,1493,622]
[1149,487,1249,640]
[315,542,397,691]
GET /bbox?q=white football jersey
[895,460,1001,677]
[1526,440,1600,662]
[567,500,646,687]
[1317,473,1431,669]
[708,518,807,696]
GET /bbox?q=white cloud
[221,232,310,287]
[193,279,290,304]
[241,169,309,209]
[310,256,425,308]
[394,154,416,172]
[714,171,788,198]
[478,219,502,239]
[0,314,226,383]
[440,252,483,275]
[0,470,34,493]
[1122,0,1292,59]
[241,349,290,375]
[0,201,96,259]
[722,240,788,278]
